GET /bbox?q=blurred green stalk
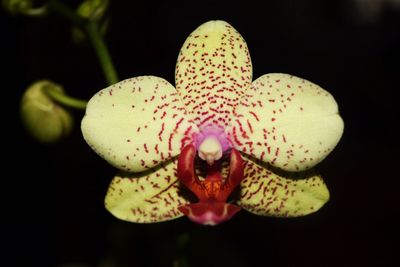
[44,0,118,110]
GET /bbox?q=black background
[2,0,398,266]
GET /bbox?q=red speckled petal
[175,20,252,129]
[81,76,199,172]
[238,156,329,217]
[227,73,344,171]
[105,159,190,223]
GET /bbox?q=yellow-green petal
[105,159,189,223]
[81,76,198,172]
[238,157,329,217]
[175,20,252,129]
[227,73,344,171]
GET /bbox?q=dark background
[2,0,399,266]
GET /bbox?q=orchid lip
[177,144,244,225]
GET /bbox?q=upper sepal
[175,20,252,128]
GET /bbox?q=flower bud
[77,0,109,22]
[72,0,110,44]
[2,0,47,16]
[20,80,74,143]
[2,0,32,14]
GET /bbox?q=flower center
[195,125,230,166]
[198,136,223,165]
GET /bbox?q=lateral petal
[81,76,198,172]
[227,73,344,171]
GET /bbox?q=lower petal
[105,159,189,223]
[238,156,329,217]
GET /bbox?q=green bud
[72,0,110,44]
[2,0,32,14]
[20,80,74,144]
[2,0,47,16]
[77,0,109,21]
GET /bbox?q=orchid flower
[81,21,344,225]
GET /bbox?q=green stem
[86,21,119,85]
[22,6,49,17]
[47,0,85,27]
[174,232,190,267]
[47,0,119,86]
[44,86,87,110]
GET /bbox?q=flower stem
[22,6,49,17]
[86,21,119,85]
[47,0,85,28]
[44,86,87,110]
[47,0,119,86]
[173,232,190,267]
[44,0,119,109]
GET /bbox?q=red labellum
[177,144,244,225]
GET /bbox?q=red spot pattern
[105,159,191,223]
[228,74,337,171]
[92,76,199,173]
[238,157,327,216]
[175,21,252,129]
